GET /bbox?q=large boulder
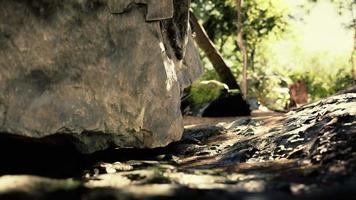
[0,0,203,153]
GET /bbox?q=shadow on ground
[0,94,355,200]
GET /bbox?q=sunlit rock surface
[0,94,355,199]
[0,0,202,153]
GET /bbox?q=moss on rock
[190,80,229,104]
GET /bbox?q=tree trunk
[351,27,356,80]
[349,2,356,80]
[236,0,249,97]
[189,11,241,90]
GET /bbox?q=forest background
[190,0,355,111]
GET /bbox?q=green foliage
[191,0,290,109]
[192,1,288,40]
[332,69,356,93]
[191,0,290,83]
[200,67,220,81]
[272,48,355,100]
[192,0,354,109]
[192,0,289,59]
[192,0,291,109]
[249,73,290,110]
[287,69,355,100]
[289,71,330,100]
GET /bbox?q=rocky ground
[0,94,355,200]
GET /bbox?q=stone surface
[0,94,355,199]
[0,0,202,153]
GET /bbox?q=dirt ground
[0,94,355,200]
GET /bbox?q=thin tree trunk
[350,3,356,80]
[351,27,356,80]
[189,11,241,90]
[236,0,248,97]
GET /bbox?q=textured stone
[0,0,202,153]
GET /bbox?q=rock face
[0,0,203,153]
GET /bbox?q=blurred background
[185,0,355,113]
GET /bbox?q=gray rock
[0,0,202,153]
